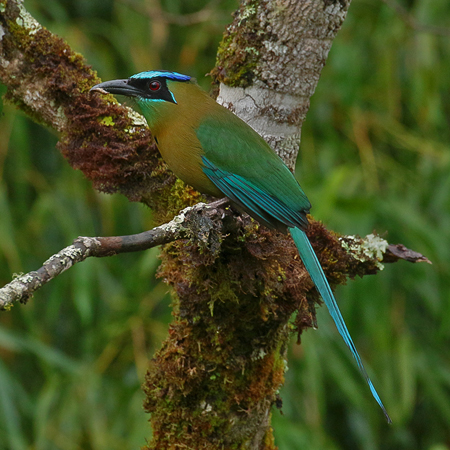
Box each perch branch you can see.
[0,202,225,309]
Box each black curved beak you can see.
[90,79,142,97]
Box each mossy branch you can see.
[0,202,226,310]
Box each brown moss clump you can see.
[60,92,171,206]
[0,2,182,213]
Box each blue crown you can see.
[130,71,191,82]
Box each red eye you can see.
[149,80,161,91]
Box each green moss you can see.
[99,116,115,126]
[211,0,268,88]
[142,213,367,448]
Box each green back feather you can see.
[196,114,311,230]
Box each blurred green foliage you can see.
[0,0,449,449]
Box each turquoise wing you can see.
[196,115,311,230]
[201,157,308,230]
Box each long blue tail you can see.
[290,227,392,423]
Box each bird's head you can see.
[91,70,191,103]
[91,70,195,128]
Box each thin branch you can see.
[0,202,225,309]
[341,233,431,266]
[385,243,431,264]
[381,0,450,37]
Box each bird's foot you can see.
[207,197,230,209]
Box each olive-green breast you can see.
[139,82,223,197]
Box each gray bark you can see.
[214,0,351,170]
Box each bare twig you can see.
[385,243,431,264]
[381,0,450,37]
[0,202,226,309]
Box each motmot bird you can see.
[91,71,391,423]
